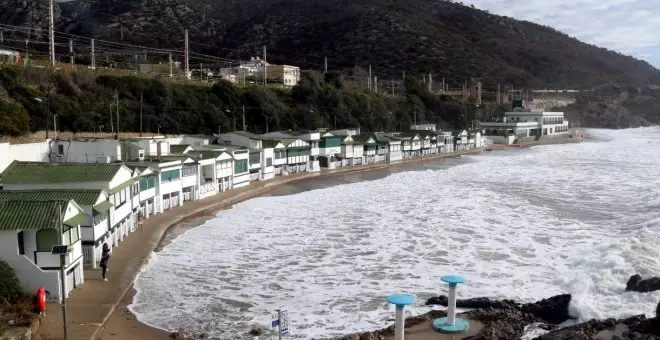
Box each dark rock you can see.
[625,274,660,293]
[532,315,660,340]
[249,327,265,336]
[521,294,572,324]
[426,294,571,324]
[169,332,180,339]
[463,308,537,340]
[656,300,660,318]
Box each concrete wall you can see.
[52,140,121,163]
[0,141,50,173]
[0,230,60,300]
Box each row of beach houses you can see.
[0,125,486,302]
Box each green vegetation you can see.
[0,260,22,303]
[0,66,489,136]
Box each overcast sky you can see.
[459,0,660,69]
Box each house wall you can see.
[0,230,60,300]
[217,160,233,178]
[51,140,121,163]
[132,140,170,156]
[0,141,50,174]
[261,148,274,180]
[108,167,135,190]
[353,145,365,158]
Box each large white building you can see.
[479,111,569,144]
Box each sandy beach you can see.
[32,132,587,340]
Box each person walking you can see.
[100,243,111,282]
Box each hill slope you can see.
[0,0,659,129]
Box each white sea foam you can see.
[130,128,660,339]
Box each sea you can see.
[129,127,660,339]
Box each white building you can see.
[373,134,402,163]
[410,124,438,131]
[0,190,112,270]
[479,111,569,145]
[225,147,250,188]
[319,133,342,168]
[50,139,144,164]
[339,135,365,166]
[262,130,321,172]
[218,131,274,180]
[0,199,85,302]
[353,135,379,164]
[0,161,137,252]
[127,157,184,212]
[0,140,50,174]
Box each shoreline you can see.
[35,133,586,340]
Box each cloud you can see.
[460,0,660,67]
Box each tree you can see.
[0,102,31,136]
[0,260,23,303]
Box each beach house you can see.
[0,190,111,270]
[218,132,274,180]
[339,135,365,166]
[373,134,402,162]
[262,130,322,172]
[319,133,342,168]
[127,157,184,212]
[224,147,250,188]
[0,161,137,250]
[187,150,234,193]
[0,199,85,302]
[353,135,378,164]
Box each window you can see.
[161,169,181,183]
[36,229,58,252]
[140,176,157,191]
[234,159,248,174]
[266,157,273,166]
[17,231,25,255]
[249,152,261,164]
[182,165,197,177]
[58,145,64,155]
[63,226,79,246]
[93,211,103,225]
[275,150,286,159]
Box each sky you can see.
[459,0,660,69]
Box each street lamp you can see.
[33,97,50,139]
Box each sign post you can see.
[272,309,289,340]
[53,203,69,340]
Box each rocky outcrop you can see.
[426,294,572,324]
[625,274,660,293]
[462,308,537,340]
[533,314,660,340]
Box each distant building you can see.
[410,124,438,131]
[479,111,569,145]
[219,57,300,86]
[266,65,301,86]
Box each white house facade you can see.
[0,199,85,302]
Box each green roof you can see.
[0,200,63,230]
[170,144,192,154]
[187,150,225,160]
[110,178,138,194]
[352,134,377,145]
[1,161,122,185]
[0,190,103,206]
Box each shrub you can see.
[0,260,23,304]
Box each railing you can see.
[200,182,216,194]
[171,196,179,208]
[82,245,94,266]
[163,199,170,211]
[250,173,260,181]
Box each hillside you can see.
[0,0,659,130]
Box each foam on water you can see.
[130,128,660,339]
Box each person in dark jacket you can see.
[100,243,111,281]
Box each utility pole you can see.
[391,80,395,97]
[115,91,119,139]
[134,54,138,72]
[428,73,433,92]
[184,30,190,79]
[49,0,55,67]
[368,65,372,92]
[169,53,173,77]
[57,203,68,340]
[263,46,267,86]
[442,77,446,94]
[0,31,3,43]
[497,83,501,105]
[139,92,143,137]
[90,39,95,69]
[109,103,114,135]
[24,39,29,66]
[68,39,73,66]
[242,105,246,131]
[374,76,378,92]
[324,57,328,74]
[120,25,124,41]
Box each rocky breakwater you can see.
[340,293,660,340]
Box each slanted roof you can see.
[187,150,226,160]
[352,134,376,145]
[0,200,65,230]
[170,144,192,154]
[0,189,104,206]
[0,161,123,185]
[227,131,259,138]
